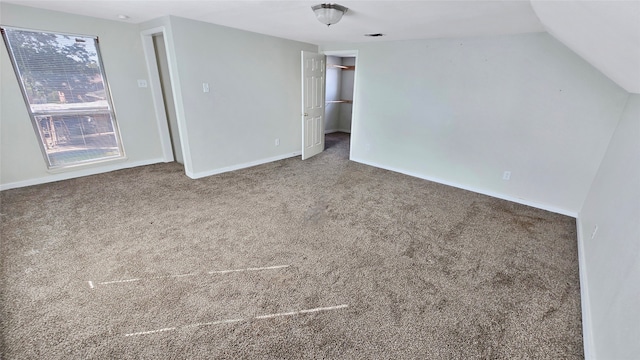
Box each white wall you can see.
[0,3,165,189]
[321,33,629,215]
[578,94,639,359]
[145,16,317,178]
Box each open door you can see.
[301,51,326,160]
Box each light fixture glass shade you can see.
[312,4,348,26]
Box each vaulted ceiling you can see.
[3,0,639,93]
[530,1,639,94]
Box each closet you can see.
[325,56,355,133]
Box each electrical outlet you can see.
[137,79,147,88]
[502,171,511,181]
[275,138,280,146]
[591,225,599,239]
[202,83,210,93]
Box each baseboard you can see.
[351,157,578,217]
[325,128,351,134]
[575,217,596,359]
[187,152,302,179]
[0,158,166,191]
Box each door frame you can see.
[141,27,195,176]
[322,50,358,161]
[141,27,173,162]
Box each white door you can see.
[301,51,326,160]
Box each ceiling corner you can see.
[530,0,640,94]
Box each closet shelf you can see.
[328,65,355,71]
[326,100,353,104]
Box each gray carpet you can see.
[0,132,583,359]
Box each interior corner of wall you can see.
[183,167,197,179]
[575,216,596,360]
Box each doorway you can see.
[323,50,357,159]
[325,56,355,134]
[152,34,182,164]
[140,27,183,165]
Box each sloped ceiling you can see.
[531,0,640,94]
[2,0,638,93]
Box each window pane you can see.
[35,114,121,167]
[2,27,124,168]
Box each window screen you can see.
[1,27,124,168]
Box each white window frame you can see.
[1,26,125,169]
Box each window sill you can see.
[46,155,128,174]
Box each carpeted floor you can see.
[0,132,583,359]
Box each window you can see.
[1,27,124,168]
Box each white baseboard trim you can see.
[325,128,351,134]
[351,157,578,217]
[575,217,595,360]
[0,158,166,191]
[187,152,302,179]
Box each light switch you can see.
[203,83,210,93]
[137,79,148,88]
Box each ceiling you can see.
[3,0,639,93]
[530,0,640,94]
[3,0,546,44]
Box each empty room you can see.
[1,1,638,359]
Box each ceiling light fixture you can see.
[311,3,348,27]
[117,14,130,20]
